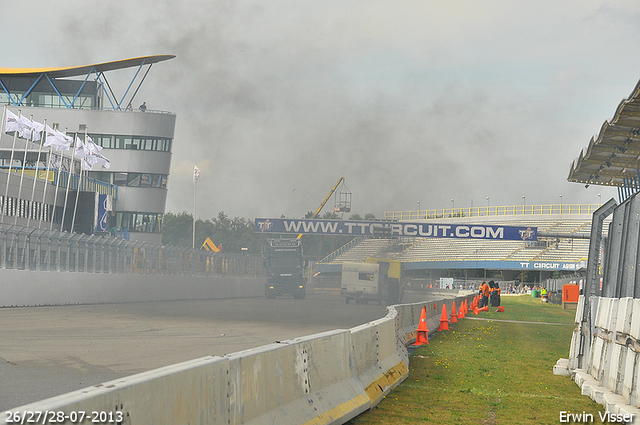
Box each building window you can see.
[126,173,141,187]
[87,134,172,152]
[113,172,127,186]
[89,172,168,189]
[140,174,152,187]
[115,212,163,233]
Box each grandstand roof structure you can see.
[568,78,640,196]
[0,55,175,111]
[0,55,175,78]
[317,207,603,279]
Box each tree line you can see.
[161,211,377,261]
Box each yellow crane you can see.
[297,177,351,239]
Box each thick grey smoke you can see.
[7,1,640,219]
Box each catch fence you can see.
[0,224,263,277]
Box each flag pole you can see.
[70,160,81,234]
[0,106,14,266]
[26,117,45,229]
[60,132,78,232]
[0,106,5,221]
[1,109,20,224]
[192,175,196,249]
[192,164,200,249]
[14,115,33,225]
[38,127,54,230]
[48,127,68,231]
[71,129,88,234]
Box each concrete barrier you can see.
[350,315,407,406]
[557,295,640,417]
[0,269,266,306]
[227,330,370,425]
[396,294,472,343]
[0,356,231,424]
[1,294,474,425]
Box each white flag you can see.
[85,136,103,154]
[18,115,35,140]
[80,135,110,169]
[5,112,44,142]
[74,137,93,170]
[94,153,110,169]
[5,110,21,133]
[95,150,110,169]
[31,120,45,142]
[81,157,94,170]
[193,165,200,182]
[75,136,86,158]
[44,125,72,150]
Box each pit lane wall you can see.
[1,294,472,425]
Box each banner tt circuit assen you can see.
[255,218,537,241]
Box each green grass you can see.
[467,294,578,324]
[347,295,610,425]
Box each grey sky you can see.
[5,1,639,219]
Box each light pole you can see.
[598,193,601,205]
[193,165,200,249]
[559,194,562,213]
[417,200,420,219]
[486,196,489,207]
[451,198,454,214]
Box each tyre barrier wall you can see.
[1,293,473,425]
[556,295,640,417]
[0,269,266,307]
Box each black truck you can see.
[263,238,306,299]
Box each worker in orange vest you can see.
[480,281,490,308]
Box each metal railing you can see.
[384,204,601,221]
[0,223,263,277]
[0,166,118,199]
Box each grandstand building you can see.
[316,204,604,285]
[0,55,175,243]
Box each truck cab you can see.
[264,239,306,299]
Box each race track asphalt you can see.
[1,290,435,411]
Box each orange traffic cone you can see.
[478,306,489,312]
[471,296,477,310]
[415,306,429,345]
[495,306,504,313]
[450,300,458,323]
[464,299,469,315]
[439,304,449,331]
[458,302,465,319]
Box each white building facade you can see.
[0,55,175,244]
